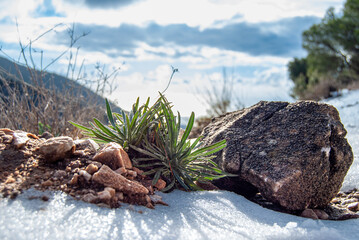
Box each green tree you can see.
[288,0,359,99]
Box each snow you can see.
[1,90,359,240]
[324,89,359,192]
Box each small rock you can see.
[97,203,111,208]
[93,142,132,170]
[5,176,16,184]
[146,202,154,209]
[79,170,92,182]
[115,167,127,175]
[2,134,13,144]
[73,150,86,157]
[85,164,99,175]
[69,174,79,185]
[153,179,166,191]
[74,139,99,153]
[91,161,102,168]
[133,167,144,176]
[347,202,359,212]
[41,179,53,187]
[70,160,81,169]
[82,193,98,203]
[105,187,116,198]
[301,209,319,220]
[313,209,329,220]
[41,195,49,201]
[116,192,124,201]
[38,136,75,163]
[53,170,67,179]
[12,131,32,148]
[127,170,137,178]
[330,198,341,204]
[98,190,112,203]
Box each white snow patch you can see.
[324,89,359,191]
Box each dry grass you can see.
[0,23,114,138]
[0,70,106,138]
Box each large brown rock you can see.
[202,101,353,210]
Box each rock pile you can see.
[0,128,167,209]
[202,101,355,216]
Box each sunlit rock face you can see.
[202,101,353,210]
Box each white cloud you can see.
[48,0,345,28]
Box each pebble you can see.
[98,190,112,202]
[41,195,49,201]
[154,179,166,191]
[313,209,329,220]
[347,202,359,212]
[79,170,92,181]
[115,167,127,175]
[41,180,54,187]
[127,170,137,178]
[300,209,319,220]
[70,160,81,169]
[82,193,98,203]
[53,170,67,179]
[105,187,116,198]
[69,174,79,185]
[85,164,98,175]
[116,192,124,201]
[5,177,16,184]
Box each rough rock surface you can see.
[93,142,132,170]
[38,136,75,163]
[202,101,353,211]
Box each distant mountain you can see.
[0,56,122,112]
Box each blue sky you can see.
[0,0,345,116]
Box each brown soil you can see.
[0,129,167,209]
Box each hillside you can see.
[0,56,121,112]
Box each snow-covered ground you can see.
[1,90,359,240]
[325,89,359,192]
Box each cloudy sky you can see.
[0,0,345,116]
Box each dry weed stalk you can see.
[0,23,119,137]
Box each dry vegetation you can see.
[0,73,106,138]
[0,24,117,138]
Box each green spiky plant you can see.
[69,97,157,151]
[131,93,233,191]
[70,93,234,191]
